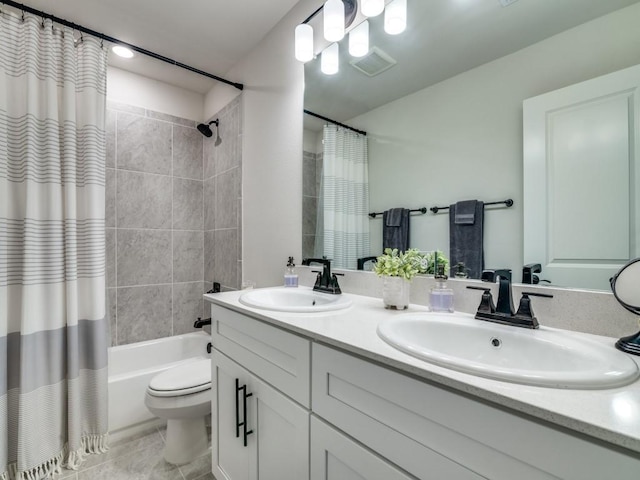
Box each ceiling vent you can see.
[349,47,397,77]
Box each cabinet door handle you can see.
[235,378,241,439]
[242,385,253,447]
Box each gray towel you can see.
[449,201,484,279]
[383,208,410,252]
[454,200,477,225]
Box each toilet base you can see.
[164,417,209,465]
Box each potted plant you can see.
[374,248,426,309]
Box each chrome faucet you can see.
[301,257,342,294]
[468,269,553,329]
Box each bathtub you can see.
[108,331,211,437]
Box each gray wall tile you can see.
[106,228,116,288]
[117,112,171,175]
[214,229,238,289]
[173,125,203,180]
[116,285,172,344]
[147,110,196,127]
[117,170,172,229]
[204,177,216,231]
[108,288,117,347]
[303,154,317,197]
[106,110,116,169]
[204,231,215,284]
[173,282,205,336]
[203,135,217,180]
[215,167,239,229]
[117,229,172,286]
[173,178,203,230]
[303,195,318,235]
[107,101,146,116]
[106,168,116,228]
[173,230,204,283]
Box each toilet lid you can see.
[148,358,211,397]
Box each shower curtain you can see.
[0,11,109,480]
[317,124,370,269]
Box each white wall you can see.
[107,67,205,121]
[355,3,640,279]
[204,0,318,287]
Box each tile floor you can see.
[54,426,214,480]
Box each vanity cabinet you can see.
[210,305,310,480]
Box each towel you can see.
[454,200,477,225]
[449,201,484,279]
[383,208,410,252]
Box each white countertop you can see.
[205,287,640,455]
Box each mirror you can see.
[302,0,640,290]
[610,258,640,355]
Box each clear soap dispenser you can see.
[430,264,454,313]
[284,256,299,287]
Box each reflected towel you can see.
[449,201,484,279]
[383,208,410,252]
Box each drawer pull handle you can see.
[242,386,254,447]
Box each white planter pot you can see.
[382,276,411,310]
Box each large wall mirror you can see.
[303,0,640,291]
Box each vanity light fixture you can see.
[349,19,369,57]
[295,0,406,73]
[384,0,407,35]
[324,0,346,42]
[321,42,340,75]
[361,0,384,17]
[111,45,134,58]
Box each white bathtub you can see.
[108,332,211,436]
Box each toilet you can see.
[144,357,212,465]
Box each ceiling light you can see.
[321,43,340,75]
[111,45,134,58]
[349,20,369,57]
[324,0,345,42]
[384,0,407,35]
[361,0,384,17]
[295,24,314,62]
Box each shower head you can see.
[197,119,222,146]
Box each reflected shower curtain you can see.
[317,124,370,269]
[0,11,109,480]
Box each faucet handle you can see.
[466,286,496,314]
[514,292,553,329]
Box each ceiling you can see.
[7,0,302,94]
[304,0,640,128]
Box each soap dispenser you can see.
[430,264,454,313]
[284,256,299,287]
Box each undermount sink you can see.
[377,312,640,389]
[239,287,352,313]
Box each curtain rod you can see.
[304,109,367,136]
[0,0,244,91]
[430,199,514,214]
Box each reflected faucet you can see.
[301,258,342,294]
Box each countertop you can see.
[204,287,640,455]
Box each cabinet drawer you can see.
[211,304,311,406]
[313,344,640,480]
[311,416,414,480]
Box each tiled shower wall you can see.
[106,97,242,346]
[302,149,322,260]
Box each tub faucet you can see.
[468,269,553,329]
[301,257,342,294]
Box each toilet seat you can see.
[147,358,211,397]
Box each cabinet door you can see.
[310,416,413,480]
[212,351,251,480]
[213,350,310,480]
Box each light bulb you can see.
[384,0,407,35]
[321,43,339,75]
[295,24,314,62]
[324,0,345,42]
[112,45,134,58]
[349,20,369,57]
[361,0,384,17]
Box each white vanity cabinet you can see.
[210,305,310,480]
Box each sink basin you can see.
[239,287,352,313]
[377,313,640,389]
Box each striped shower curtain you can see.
[318,124,370,269]
[1,11,109,480]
